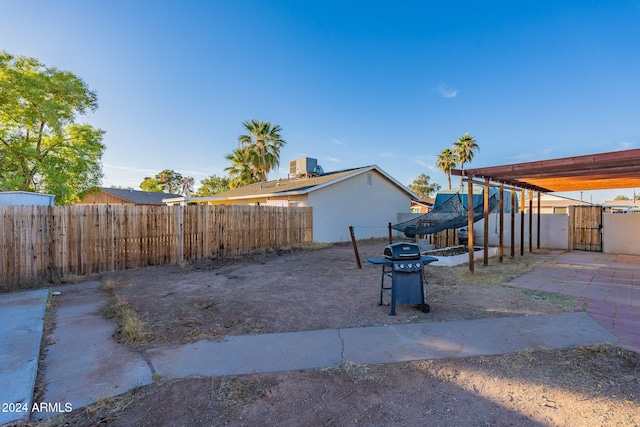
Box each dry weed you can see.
[427,250,549,287]
[98,278,120,293]
[520,289,576,311]
[22,415,72,427]
[323,361,387,384]
[21,389,144,427]
[103,295,155,344]
[213,376,274,407]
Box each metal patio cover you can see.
[450,148,640,192]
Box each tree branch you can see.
[36,120,45,152]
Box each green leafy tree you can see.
[224,147,260,189]
[194,174,230,196]
[614,195,630,200]
[408,173,441,199]
[436,147,457,189]
[0,51,105,204]
[139,169,185,194]
[139,177,163,192]
[453,133,479,186]
[237,119,286,182]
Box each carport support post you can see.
[499,183,504,263]
[483,177,490,265]
[510,190,515,258]
[537,191,541,249]
[467,180,475,273]
[529,189,533,252]
[520,188,525,256]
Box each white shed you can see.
[0,191,55,206]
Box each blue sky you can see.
[1,1,639,202]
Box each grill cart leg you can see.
[390,282,397,316]
[379,265,386,306]
[381,267,397,315]
[420,273,430,313]
[379,265,393,308]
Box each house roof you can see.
[451,148,640,192]
[98,187,182,205]
[528,193,593,206]
[163,165,418,204]
[603,199,638,207]
[0,190,55,198]
[0,191,56,206]
[411,199,434,207]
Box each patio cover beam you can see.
[451,148,640,193]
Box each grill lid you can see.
[384,242,421,260]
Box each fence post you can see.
[177,205,184,264]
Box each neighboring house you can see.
[164,160,418,242]
[603,199,640,213]
[411,199,434,214]
[525,193,593,214]
[79,187,182,205]
[0,191,55,206]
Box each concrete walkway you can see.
[1,250,638,425]
[0,289,48,426]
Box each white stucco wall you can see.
[476,212,569,250]
[395,210,640,255]
[308,171,412,242]
[603,213,640,254]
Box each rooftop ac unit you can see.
[289,157,319,177]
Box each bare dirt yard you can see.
[30,240,640,426]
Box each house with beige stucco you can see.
[163,160,418,242]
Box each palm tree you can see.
[453,133,479,185]
[238,119,286,182]
[224,147,260,189]
[436,148,457,189]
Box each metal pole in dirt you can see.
[349,226,362,269]
[388,222,393,244]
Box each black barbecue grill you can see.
[367,243,437,316]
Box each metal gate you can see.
[568,205,603,251]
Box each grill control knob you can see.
[408,263,413,268]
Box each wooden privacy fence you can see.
[0,204,313,289]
